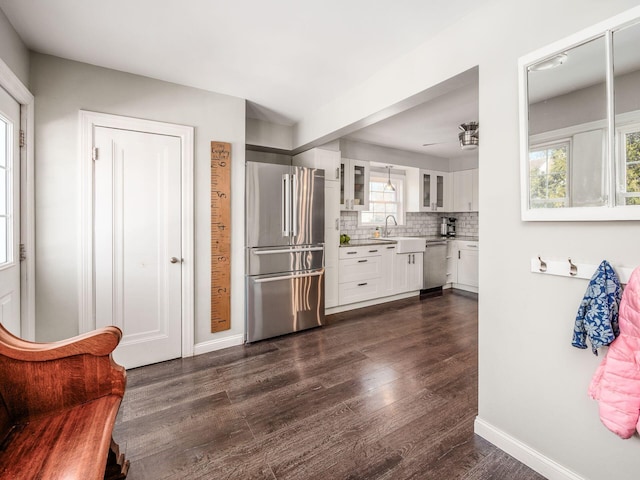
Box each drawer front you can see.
[339,256,382,283]
[339,246,383,259]
[339,278,381,305]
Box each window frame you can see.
[358,171,406,227]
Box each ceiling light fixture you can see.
[384,166,396,191]
[529,53,568,71]
[459,122,479,150]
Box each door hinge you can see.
[19,130,25,148]
[19,243,26,262]
[92,147,99,161]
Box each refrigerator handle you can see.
[282,174,290,237]
[291,174,298,236]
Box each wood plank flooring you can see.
[113,291,546,480]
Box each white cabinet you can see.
[446,240,458,285]
[340,158,369,211]
[324,181,341,308]
[293,148,341,181]
[456,241,479,291]
[406,168,450,212]
[452,169,479,212]
[294,148,341,309]
[338,245,383,305]
[380,243,398,297]
[393,252,423,294]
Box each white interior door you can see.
[0,87,20,337]
[94,126,182,369]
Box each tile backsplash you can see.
[340,211,478,240]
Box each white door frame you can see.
[79,110,195,357]
[0,59,35,341]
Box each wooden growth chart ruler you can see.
[210,141,231,333]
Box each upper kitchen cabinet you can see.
[452,169,479,212]
[293,148,341,182]
[406,168,450,212]
[340,158,369,211]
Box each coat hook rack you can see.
[530,256,633,284]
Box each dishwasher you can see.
[423,240,448,290]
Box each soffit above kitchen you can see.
[344,68,479,159]
[0,0,489,125]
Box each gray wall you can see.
[0,7,29,86]
[30,53,246,346]
[290,1,640,479]
[339,138,451,171]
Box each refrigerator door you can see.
[246,161,292,247]
[247,245,324,276]
[290,166,324,246]
[246,269,325,342]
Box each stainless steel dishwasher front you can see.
[423,241,448,289]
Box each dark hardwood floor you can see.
[114,291,545,480]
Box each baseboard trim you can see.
[193,334,244,356]
[474,417,585,480]
[326,291,419,315]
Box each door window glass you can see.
[0,115,11,265]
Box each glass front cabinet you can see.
[419,169,449,212]
[340,158,370,211]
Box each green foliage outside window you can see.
[529,144,569,208]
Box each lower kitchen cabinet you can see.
[338,245,384,305]
[446,241,458,285]
[455,241,479,291]
[394,252,423,294]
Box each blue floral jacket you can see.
[572,260,622,355]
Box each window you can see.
[529,141,570,208]
[617,125,640,206]
[360,172,404,225]
[0,114,9,265]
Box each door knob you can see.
[170,257,180,264]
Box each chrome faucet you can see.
[383,215,397,237]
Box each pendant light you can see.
[384,166,395,192]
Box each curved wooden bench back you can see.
[0,324,126,422]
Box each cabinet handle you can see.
[408,255,411,264]
[368,249,378,253]
[357,282,368,286]
[347,251,357,255]
[335,218,339,231]
[336,166,340,180]
[458,251,461,259]
[387,246,395,249]
[358,259,367,263]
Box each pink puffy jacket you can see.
[589,266,640,439]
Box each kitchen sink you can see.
[385,236,426,253]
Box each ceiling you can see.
[0,0,487,127]
[344,70,479,159]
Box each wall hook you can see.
[568,258,578,276]
[538,256,547,272]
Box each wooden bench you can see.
[0,323,129,479]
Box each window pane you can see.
[0,119,6,168]
[0,168,5,216]
[0,218,6,264]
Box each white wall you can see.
[340,138,450,171]
[0,7,29,87]
[30,53,246,349]
[292,1,640,479]
[246,117,293,150]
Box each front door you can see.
[0,87,21,336]
[94,126,182,369]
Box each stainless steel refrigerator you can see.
[245,161,325,342]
